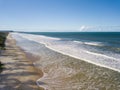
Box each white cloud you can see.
[79,25,86,31]
[79,25,120,32]
[79,25,94,31]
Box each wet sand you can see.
[0,34,44,90]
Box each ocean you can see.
[11,32,120,90]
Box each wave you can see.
[11,33,120,72]
[73,40,103,46]
[85,50,119,61]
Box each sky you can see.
[0,0,120,32]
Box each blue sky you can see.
[0,0,120,32]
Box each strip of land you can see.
[0,34,43,90]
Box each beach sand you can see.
[0,34,43,90]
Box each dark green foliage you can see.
[0,32,9,73]
[0,61,4,68]
[0,32,9,49]
[0,61,4,73]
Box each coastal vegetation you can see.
[0,32,9,49]
[0,32,9,72]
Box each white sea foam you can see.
[73,40,83,44]
[12,33,120,72]
[84,42,103,46]
[74,40,103,46]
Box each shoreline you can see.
[0,34,44,90]
[43,43,120,73]
[15,32,120,73]
[10,33,120,90]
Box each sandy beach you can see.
[0,34,43,90]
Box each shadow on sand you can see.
[0,50,44,90]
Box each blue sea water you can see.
[25,32,120,54]
[30,32,120,43]
[26,32,120,43]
